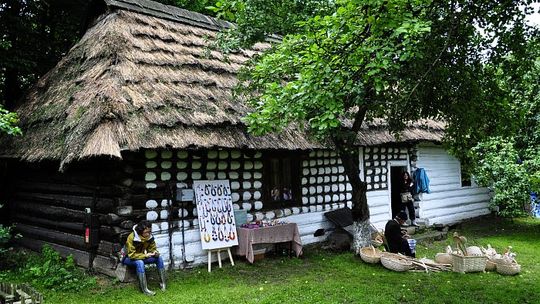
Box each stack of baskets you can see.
[360,246,382,264]
[380,252,413,272]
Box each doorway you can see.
[390,165,408,218]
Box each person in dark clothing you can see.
[400,171,418,226]
[384,211,415,257]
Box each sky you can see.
[526,3,540,26]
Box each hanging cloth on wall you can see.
[413,168,430,194]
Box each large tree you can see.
[223,0,538,251]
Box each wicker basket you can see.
[380,253,412,272]
[452,254,487,273]
[360,247,382,264]
[485,259,497,271]
[496,262,520,276]
[435,253,453,265]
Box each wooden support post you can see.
[208,251,212,273]
[227,248,235,266]
[217,250,222,269]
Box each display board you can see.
[193,180,238,250]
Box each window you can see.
[263,152,302,210]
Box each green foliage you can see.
[0,204,18,257]
[0,106,21,135]
[471,138,531,217]
[16,245,96,292]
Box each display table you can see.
[236,223,303,263]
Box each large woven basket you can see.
[496,262,520,276]
[360,247,382,264]
[381,253,412,272]
[452,254,487,273]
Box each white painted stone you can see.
[253,191,261,200]
[317,177,323,184]
[337,159,342,165]
[255,212,264,221]
[254,152,262,158]
[367,184,372,190]
[332,185,338,192]
[254,161,263,169]
[254,172,262,179]
[374,176,380,182]
[367,169,373,175]
[244,161,254,170]
[242,192,251,200]
[309,160,316,166]
[161,199,170,207]
[310,168,317,175]
[232,193,240,202]
[309,197,316,204]
[231,181,240,190]
[366,176,372,183]
[317,186,323,193]
[302,207,309,213]
[207,150,218,159]
[374,184,380,189]
[161,172,171,181]
[318,168,325,175]
[302,177,308,185]
[332,167,338,174]
[161,151,172,159]
[146,211,158,221]
[218,161,228,170]
[219,151,229,159]
[366,162,372,167]
[266,211,275,220]
[145,150,158,159]
[284,208,292,216]
[231,150,241,159]
[309,205,317,212]
[233,204,240,210]
[339,194,345,201]
[246,213,254,222]
[387,147,393,153]
[325,167,331,174]
[192,208,197,217]
[309,151,316,157]
[253,181,262,189]
[302,161,309,167]
[145,172,157,181]
[332,203,340,209]
[152,223,159,231]
[230,161,240,170]
[303,168,310,175]
[325,195,331,202]
[192,172,202,180]
[292,207,300,214]
[191,161,201,170]
[310,177,317,184]
[302,197,309,205]
[242,202,252,211]
[381,155,386,160]
[339,184,345,192]
[346,201,353,208]
[206,172,216,180]
[381,183,387,188]
[375,168,381,174]
[324,185,330,193]
[317,159,323,165]
[346,193,352,200]
[338,175,345,182]
[229,172,239,179]
[324,159,330,165]
[374,161,380,167]
[218,172,226,179]
[317,151,324,157]
[324,176,330,183]
[254,201,263,210]
[243,172,252,179]
[317,195,324,203]
[161,161,172,169]
[146,183,157,189]
[302,188,308,195]
[331,176,338,182]
[177,161,188,169]
[330,158,337,165]
[146,200,158,209]
[346,184,352,191]
[146,161,157,169]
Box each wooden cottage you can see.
[0,0,490,275]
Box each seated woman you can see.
[122,220,166,296]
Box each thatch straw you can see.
[0,0,444,171]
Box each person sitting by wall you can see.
[122,220,166,296]
[384,211,415,257]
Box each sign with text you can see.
[193,180,238,250]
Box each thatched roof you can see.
[0,0,443,170]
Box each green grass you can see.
[5,216,540,303]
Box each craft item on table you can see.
[466,246,483,256]
[359,246,382,264]
[495,247,520,275]
[241,220,288,229]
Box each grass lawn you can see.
[5,216,540,303]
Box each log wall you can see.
[416,144,491,225]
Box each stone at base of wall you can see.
[115,264,137,283]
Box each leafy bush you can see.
[0,204,18,257]
[18,245,96,292]
[471,137,533,217]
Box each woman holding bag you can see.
[400,171,418,226]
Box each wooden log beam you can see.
[14,192,115,212]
